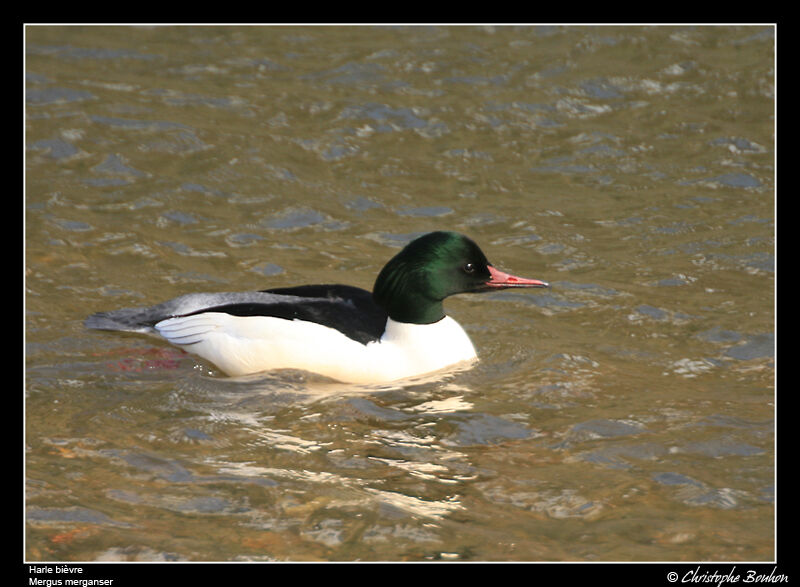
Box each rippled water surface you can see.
[25,25,775,562]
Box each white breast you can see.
[154,313,477,384]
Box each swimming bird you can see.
[85,231,549,383]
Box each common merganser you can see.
[85,231,549,383]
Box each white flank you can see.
[155,314,477,383]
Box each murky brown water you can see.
[25,25,774,562]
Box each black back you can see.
[182,284,388,345]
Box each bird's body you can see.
[85,231,549,383]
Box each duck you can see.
[85,231,549,383]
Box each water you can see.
[25,25,775,562]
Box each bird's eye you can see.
[463,263,475,274]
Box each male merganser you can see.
[85,231,549,383]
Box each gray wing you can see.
[85,285,387,344]
[84,292,310,334]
